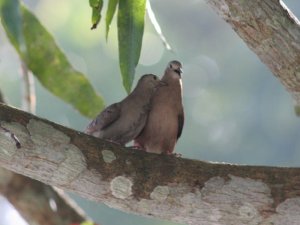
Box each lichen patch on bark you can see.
[150,186,169,201]
[102,150,116,163]
[110,176,133,199]
[27,119,71,146]
[264,197,300,225]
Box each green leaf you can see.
[105,0,118,40]
[0,0,25,53]
[89,0,100,8]
[117,0,146,93]
[1,4,104,118]
[89,0,103,30]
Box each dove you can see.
[134,60,184,154]
[85,74,165,145]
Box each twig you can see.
[21,61,36,114]
[146,0,172,51]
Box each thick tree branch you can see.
[1,103,300,225]
[206,0,300,105]
[0,96,90,225]
[0,167,88,225]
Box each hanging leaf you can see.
[105,0,118,39]
[0,3,105,118]
[89,0,103,30]
[117,0,146,93]
[0,0,25,53]
[89,0,100,8]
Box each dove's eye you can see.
[169,64,173,69]
[153,76,157,80]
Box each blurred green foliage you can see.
[0,0,104,118]
[0,0,25,53]
[105,0,118,39]
[89,0,103,29]
[117,0,146,93]
[89,0,146,93]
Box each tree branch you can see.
[206,0,300,106]
[0,94,90,225]
[1,103,300,225]
[0,167,88,225]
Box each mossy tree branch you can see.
[1,103,300,225]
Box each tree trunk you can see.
[206,0,300,106]
[1,103,300,225]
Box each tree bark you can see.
[0,167,88,225]
[0,96,90,225]
[1,103,300,225]
[206,0,300,106]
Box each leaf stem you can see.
[21,60,36,114]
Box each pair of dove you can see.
[85,60,184,154]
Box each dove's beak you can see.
[174,68,183,76]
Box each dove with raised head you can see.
[134,60,184,154]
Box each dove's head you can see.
[165,60,183,79]
[136,74,166,93]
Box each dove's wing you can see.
[85,103,121,134]
[177,109,184,139]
